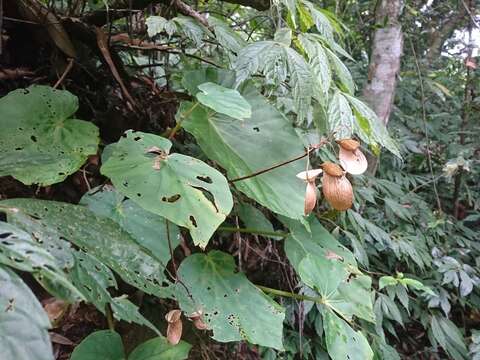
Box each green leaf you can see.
[0,198,169,297]
[299,254,348,296]
[80,186,179,265]
[175,251,285,350]
[0,266,54,360]
[431,315,469,360]
[0,85,99,185]
[71,330,125,360]
[0,217,84,302]
[182,68,236,96]
[343,94,401,157]
[146,16,170,37]
[101,130,233,248]
[181,85,307,220]
[296,2,315,32]
[283,217,374,322]
[128,337,191,360]
[325,48,355,94]
[110,297,160,335]
[376,294,403,325]
[196,82,252,120]
[379,276,398,290]
[234,41,314,121]
[327,90,354,140]
[296,34,331,99]
[302,1,335,44]
[235,203,282,240]
[323,309,373,360]
[0,221,62,274]
[283,216,357,270]
[274,28,293,46]
[210,17,246,53]
[172,16,207,45]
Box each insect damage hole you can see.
[162,194,181,203]
[189,215,197,227]
[191,186,218,212]
[196,175,213,184]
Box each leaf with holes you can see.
[175,251,285,350]
[100,130,233,248]
[0,198,170,298]
[283,216,374,322]
[323,309,373,360]
[181,84,307,220]
[80,186,180,265]
[196,82,252,120]
[0,266,54,360]
[0,221,83,301]
[0,85,99,185]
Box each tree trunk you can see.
[362,0,404,173]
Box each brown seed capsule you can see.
[296,169,323,182]
[336,139,360,151]
[339,147,368,175]
[193,317,208,330]
[304,181,317,215]
[322,173,353,211]
[320,162,344,177]
[166,318,183,345]
[165,309,182,323]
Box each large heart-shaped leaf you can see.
[128,337,191,360]
[196,82,251,120]
[0,266,54,360]
[71,330,125,360]
[100,130,233,248]
[283,216,374,322]
[0,85,99,185]
[175,251,285,350]
[0,199,169,297]
[181,86,307,220]
[80,186,180,264]
[71,331,191,360]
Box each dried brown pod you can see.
[193,318,208,330]
[165,309,183,345]
[304,181,317,215]
[166,319,183,345]
[337,140,368,175]
[296,169,322,215]
[320,162,344,177]
[336,139,360,151]
[165,309,182,323]
[322,172,353,211]
[296,169,323,182]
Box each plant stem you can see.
[105,304,115,330]
[167,102,199,139]
[256,285,323,303]
[229,141,327,183]
[218,226,288,238]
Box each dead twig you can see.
[95,27,137,109]
[53,58,74,89]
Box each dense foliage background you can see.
[0,0,479,359]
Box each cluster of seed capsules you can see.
[296,139,368,214]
